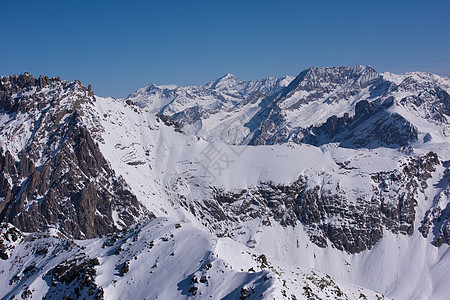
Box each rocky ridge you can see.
[165,150,444,254]
[0,73,151,239]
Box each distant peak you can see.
[222,73,236,78]
[287,65,380,91]
[206,73,240,89]
[220,73,238,80]
[305,65,376,73]
[155,84,178,90]
[300,65,379,79]
[140,83,178,91]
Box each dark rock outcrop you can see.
[189,152,441,253]
[0,74,151,239]
[0,223,23,260]
[420,161,450,246]
[249,98,418,148]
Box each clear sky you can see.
[1,0,449,97]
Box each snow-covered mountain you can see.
[126,74,294,144]
[128,66,450,148]
[0,74,150,239]
[0,67,449,299]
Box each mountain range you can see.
[0,66,449,299]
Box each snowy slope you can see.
[1,220,388,300]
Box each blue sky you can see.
[1,0,449,97]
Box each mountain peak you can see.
[288,65,380,91]
[220,73,238,80]
[304,65,376,75]
[206,73,240,90]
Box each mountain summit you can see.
[206,73,240,90]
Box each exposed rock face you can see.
[277,66,381,107]
[420,160,450,246]
[0,225,104,299]
[245,67,424,147]
[211,177,383,253]
[421,201,450,247]
[156,113,183,133]
[88,83,94,96]
[310,99,418,148]
[395,74,450,123]
[0,74,151,239]
[181,152,442,254]
[0,223,23,260]
[250,98,419,148]
[48,256,104,299]
[254,68,448,148]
